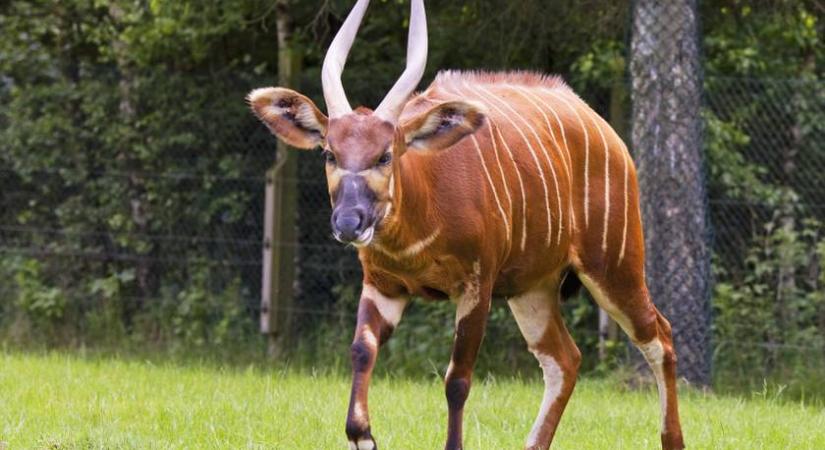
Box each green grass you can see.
[1,352,824,449]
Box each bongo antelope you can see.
[248,1,685,448]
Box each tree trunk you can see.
[630,0,712,386]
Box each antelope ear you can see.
[247,87,328,149]
[401,101,486,151]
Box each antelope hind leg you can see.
[508,287,581,450]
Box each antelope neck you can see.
[379,153,436,249]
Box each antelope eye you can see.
[376,152,392,166]
[323,150,336,164]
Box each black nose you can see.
[332,208,366,242]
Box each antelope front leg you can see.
[345,284,408,450]
[444,276,492,450]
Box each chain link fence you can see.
[2,74,821,378]
[629,0,712,385]
[1,2,823,391]
[704,76,825,393]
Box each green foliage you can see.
[0,0,823,399]
[9,257,67,322]
[570,40,626,90]
[703,1,822,78]
[165,268,251,349]
[704,111,775,204]
[0,0,279,354]
[713,217,825,397]
[700,0,824,396]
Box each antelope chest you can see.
[361,248,467,301]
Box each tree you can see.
[630,0,712,385]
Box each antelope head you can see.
[248,0,485,246]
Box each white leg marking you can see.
[508,291,566,447]
[445,360,455,381]
[507,290,551,345]
[470,134,511,241]
[352,401,367,424]
[543,89,589,228]
[348,441,358,450]
[526,352,563,448]
[618,151,629,264]
[455,262,482,324]
[360,325,378,349]
[491,121,529,252]
[638,339,668,432]
[576,273,635,337]
[362,284,407,327]
[471,83,561,247]
[357,439,376,450]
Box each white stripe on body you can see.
[511,85,576,235]
[486,123,514,214]
[542,89,590,229]
[557,90,621,257]
[465,82,561,247]
[618,149,629,265]
[470,134,511,241]
[595,122,632,266]
[476,83,564,246]
[510,85,572,181]
[443,81,554,247]
[436,84,515,250]
[483,121,514,254]
[588,107,611,252]
[372,228,441,261]
[488,120,529,252]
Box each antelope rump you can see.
[247,0,685,449]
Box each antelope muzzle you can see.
[331,174,378,246]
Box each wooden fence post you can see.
[261,0,301,358]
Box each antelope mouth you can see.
[351,226,375,248]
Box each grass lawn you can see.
[1,352,824,449]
